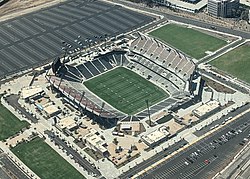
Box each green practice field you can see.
[149,24,227,59]
[12,138,85,179]
[0,96,29,140]
[84,67,169,115]
[210,44,250,84]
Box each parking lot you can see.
[142,111,250,179]
[0,0,154,78]
[119,139,188,179]
[0,153,29,179]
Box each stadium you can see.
[46,32,197,128]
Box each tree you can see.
[113,138,118,145]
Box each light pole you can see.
[146,99,151,126]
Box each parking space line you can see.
[0,49,26,69]
[14,20,38,36]
[0,34,9,46]
[43,10,73,23]
[34,12,65,26]
[8,45,34,64]
[37,35,60,53]
[7,25,29,40]
[56,5,87,19]
[29,38,57,57]
[21,41,46,59]
[71,23,93,37]
[27,39,53,57]
[92,17,118,34]
[0,28,17,42]
[55,30,74,42]
[52,6,82,22]
[21,18,45,32]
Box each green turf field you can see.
[149,24,227,59]
[84,67,169,115]
[12,138,85,179]
[210,44,250,84]
[0,97,29,140]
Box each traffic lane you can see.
[5,94,38,123]
[164,13,250,39]
[175,123,250,179]
[144,113,250,179]
[0,168,11,179]
[119,139,188,179]
[112,0,250,39]
[143,111,250,179]
[0,155,29,179]
[44,130,101,176]
[192,121,250,179]
[200,70,249,94]
[194,103,250,137]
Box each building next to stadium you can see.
[153,0,207,12]
[46,33,198,128]
[192,100,220,119]
[207,0,240,17]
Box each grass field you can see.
[149,24,227,59]
[84,67,169,115]
[12,138,85,179]
[210,44,250,84]
[0,96,29,140]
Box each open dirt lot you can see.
[0,0,65,22]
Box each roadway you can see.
[215,141,250,179]
[110,0,250,39]
[119,139,188,179]
[141,109,250,179]
[200,69,249,94]
[5,94,38,123]
[44,130,102,177]
[194,103,250,137]
[0,154,30,179]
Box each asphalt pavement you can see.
[194,103,250,137]
[44,130,102,177]
[200,69,249,94]
[141,110,250,179]
[0,0,154,78]
[0,154,30,179]
[110,0,250,39]
[5,94,38,123]
[119,139,188,179]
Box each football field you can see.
[149,24,227,59]
[210,44,250,84]
[12,138,85,179]
[84,67,169,115]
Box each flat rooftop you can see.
[142,126,170,145]
[57,116,77,130]
[193,100,220,117]
[21,86,43,99]
[156,0,207,12]
[43,105,60,116]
